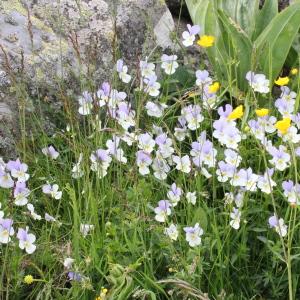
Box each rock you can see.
[0,0,176,158]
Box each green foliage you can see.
[186,0,300,91]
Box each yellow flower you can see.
[274,76,289,86]
[255,108,269,117]
[275,118,291,134]
[197,35,215,48]
[291,68,298,75]
[208,82,220,93]
[24,275,34,285]
[228,105,244,120]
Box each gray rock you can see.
[0,0,176,158]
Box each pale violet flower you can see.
[182,24,200,47]
[140,60,156,78]
[6,158,29,182]
[96,82,110,107]
[90,149,112,178]
[246,71,270,94]
[116,59,131,83]
[164,224,179,241]
[186,191,197,205]
[184,223,204,247]
[268,215,287,237]
[42,183,62,200]
[14,182,30,206]
[42,146,59,160]
[138,133,156,153]
[181,104,204,131]
[17,227,36,254]
[152,155,170,180]
[195,70,212,86]
[145,101,167,118]
[167,183,182,207]
[144,75,161,97]
[136,151,152,175]
[0,218,14,244]
[282,180,300,206]
[154,200,171,222]
[161,54,178,75]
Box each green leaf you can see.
[217,9,253,90]
[254,2,300,81]
[218,0,260,38]
[253,0,278,40]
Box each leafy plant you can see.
[186,0,300,92]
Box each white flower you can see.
[27,204,42,220]
[257,169,277,194]
[78,91,93,115]
[64,257,75,269]
[186,191,197,205]
[72,153,84,179]
[229,207,241,230]
[116,59,131,83]
[80,224,95,237]
[161,54,179,75]
[164,224,178,241]
[42,184,62,200]
[140,60,156,78]
[172,155,191,173]
[184,223,204,247]
[246,71,270,94]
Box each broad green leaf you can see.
[254,2,300,81]
[218,0,260,38]
[217,10,253,90]
[253,0,278,40]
